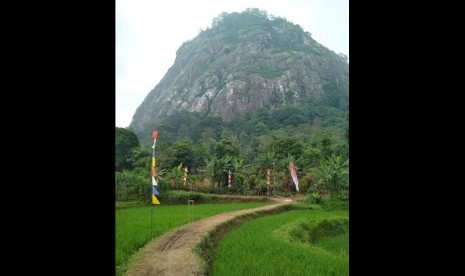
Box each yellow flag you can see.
[151,157,155,168]
[151,194,160,205]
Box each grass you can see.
[116,202,270,275]
[115,201,146,209]
[211,209,349,275]
[285,217,349,243]
[315,233,349,257]
[196,204,298,274]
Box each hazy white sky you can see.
[116,0,348,128]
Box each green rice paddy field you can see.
[212,209,349,275]
[116,202,270,272]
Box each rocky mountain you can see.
[130,8,348,136]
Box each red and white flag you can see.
[289,162,299,192]
[266,169,271,185]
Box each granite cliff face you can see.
[130,9,348,133]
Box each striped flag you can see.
[151,130,160,204]
[289,162,300,192]
[151,138,157,176]
[266,169,271,185]
[151,182,160,205]
[183,165,188,186]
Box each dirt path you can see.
[128,196,296,276]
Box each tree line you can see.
[116,109,348,202]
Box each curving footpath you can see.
[128,196,295,276]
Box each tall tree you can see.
[321,137,333,158]
[273,137,303,160]
[215,139,239,158]
[345,111,349,142]
[172,140,195,168]
[230,157,250,192]
[126,145,150,175]
[115,127,140,171]
[255,152,276,171]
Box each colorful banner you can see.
[289,162,300,192]
[152,130,160,204]
[266,169,271,185]
[183,165,188,186]
[228,170,232,188]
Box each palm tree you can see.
[254,152,276,171]
[205,155,233,188]
[217,155,233,188]
[254,152,277,194]
[204,156,220,188]
[166,163,184,189]
[231,157,251,193]
[314,154,349,195]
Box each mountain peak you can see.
[130,9,348,134]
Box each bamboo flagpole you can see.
[151,130,160,239]
[183,165,188,186]
[266,169,271,196]
[228,169,232,194]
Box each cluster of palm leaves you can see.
[313,154,349,195]
[151,151,349,196]
[202,152,303,194]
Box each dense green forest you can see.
[116,105,349,202]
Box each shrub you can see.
[115,170,151,201]
[321,195,349,211]
[288,217,349,244]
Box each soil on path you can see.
[128,196,296,276]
